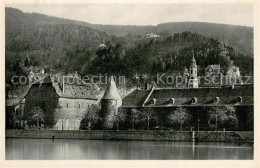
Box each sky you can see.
[5,3,254,27]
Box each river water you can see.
[5,138,253,160]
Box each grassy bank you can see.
[5,130,253,142]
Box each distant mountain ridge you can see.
[87,22,253,56]
[6,7,253,56]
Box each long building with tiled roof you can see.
[122,84,253,108]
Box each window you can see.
[67,103,69,108]
[169,98,175,105]
[151,99,156,105]
[214,97,220,104]
[237,96,243,103]
[191,97,197,104]
[112,100,116,105]
[78,104,80,109]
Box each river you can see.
[5,138,253,160]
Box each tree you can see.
[31,106,44,129]
[131,108,140,131]
[169,107,192,131]
[82,104,100,130]
[115,108,126,130]
[141,108,154,130]
[208,105,237,130]
[24,83,59,128]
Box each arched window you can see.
[191,97,197,104]
[151,99,156,105]
[214,97,220,104]
[169,98,175,105]
[237,96,243,103]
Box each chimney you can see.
[145,83,150,90]
[62,76,65,94]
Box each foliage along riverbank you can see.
[5,130,253,143]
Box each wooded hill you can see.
[5,7,253,88]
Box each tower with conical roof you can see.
[188,54,199,88]
[100,76,122,129]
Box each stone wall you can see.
[6,130,253,142]
[54,98,99,130]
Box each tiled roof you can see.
[28,75,100,100]
[122,84,253,107]
[102,77,121,100]
[59,83,99,99]
[206,65,220,71]
[122,89,153,107]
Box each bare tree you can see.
[208,105,237,130]
[169,107,192,131]
[131,108,140,131]
[83,104,100,130]
[141,108,154,130]
[115,108,126,131]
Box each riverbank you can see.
[5,130,253,142]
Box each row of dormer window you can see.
[149,96,243,105]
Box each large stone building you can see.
[24,75,100,130]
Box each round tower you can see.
[100,76,122,129]
[188,54,199,88]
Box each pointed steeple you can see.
[102,76,121,100]
[191,51,196,64]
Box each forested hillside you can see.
[5,7,253,89]
[62,32,253,80]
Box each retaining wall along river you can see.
[5,130,253,142]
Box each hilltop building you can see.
[205,65,221,77]
[99,43,107,48]
[227,65,243,84]
[145,33,160,38]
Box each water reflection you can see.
[6,138,253,160]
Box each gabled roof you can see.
[26,75,99,100]
[54,83,99,100]
[206,65,220,70]
[122,89,152,107]
[121,84,253,107]
[102,77,121,100]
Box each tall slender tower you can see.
[100,76,122,129]
[188,54,199,88]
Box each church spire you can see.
[188,51,199,88]
[191,50,196,65]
